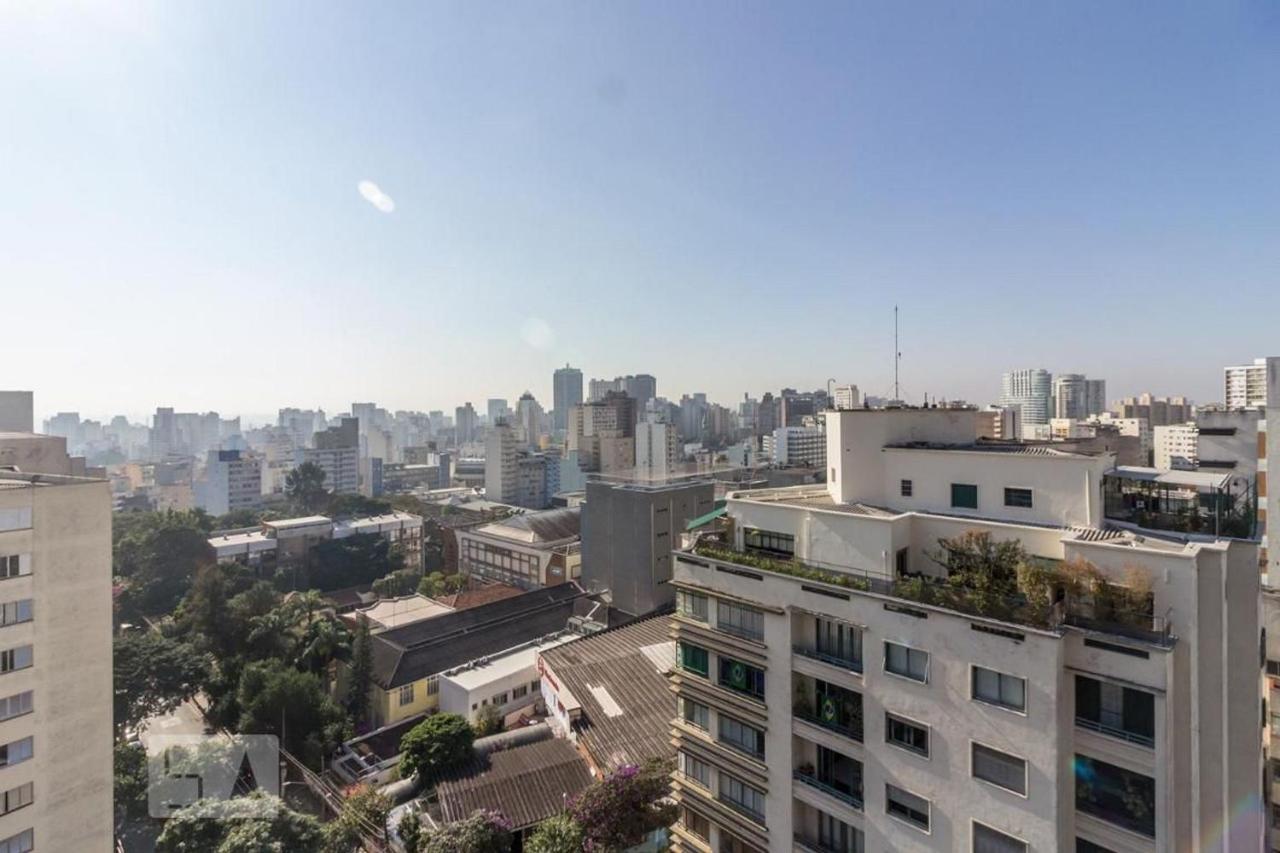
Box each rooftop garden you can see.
[690,531,1166,642]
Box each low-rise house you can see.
[207,510,425,571]
[456,506,582,590]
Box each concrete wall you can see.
[0,394,33,434]
[826,409,978,506]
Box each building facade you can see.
[1000,368,1053,427]
[194,449,263,516]
[1153,424,1199,471]
[553,365,584,433]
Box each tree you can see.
[236,661,349,769]
[214,508,265,530]
[155,793,324,852]
[525,814,584,853]
[323,784,391,853]
[306,533,402,591]
[285,462,329,515]
[373,568,422,598]
[345,617,374,727]
[421,810,511,853]
[472,704,503,737]
[326,493,392,519]
[399,810,424,853]
[295,617,351,674]
[114,741,150,821]
[399,713,475,781]
[113,631,208,737]
[569,758,677,851]
[114,510,218,617]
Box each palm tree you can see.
[295,618,351,674]
[285,463,329,515]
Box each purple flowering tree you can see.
[569,758,677,851]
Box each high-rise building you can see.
[1116,393,1193,427]
[1085,379,1107,417]
[620,374,657,412]
[194,449,263,516]
[486,398,509,428]
[516,392,545,449]
[553,365,584,433]
[769,426,826,467]
[668,407,1262,853]
[299,417,359,495]
[484,422,519,504]
[1000,368,1053,426]
[779,389,821,427]
[454,402,478,445]
[569,392,637,474]
[1153,423,1198,470]
[0,436,113,851]
[832,385,861,411]
[1225,357,1273,408]
[0,393,33,434]
[636,421,681,481]
[149,406,177,459]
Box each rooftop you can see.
[884,440,1103,458]
[1108,466,1234,491]
[370,583,602,688]
[263,515,332,530]
[354,595,454,629]
[443,635,576,691]
[430,582,525,611]
[474,506,581,544]
[540,615,675,772]
[436,737,593,830]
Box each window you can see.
[803,679,863,741]
[885,713,929,756]
[0,829,32,853]
[718,657,765,700]
[816,813,863,852]
[743,527,794,557]
[1075,841,1117,853]
[972,742,1027,795]
[1074,755,1156,838]
[719,773,766,823]
[512,684,528,700]
[0,647,31,675]
[884,641,928,682]
[886,783,929,831]
[427,676,439,696]
[679,696,709,730]
[1075,675,1155,747]
[972,666,1026,712]
[0,783,31,816]
[530,680,540,693]
[0,692,32,722]
[0,558,24,581]
[397,684,414,707]
[676,590,708,622]
[678,643,709,677]
[900,479,913,497]
[678,751,710,788]
[811,617,862,669]
[1003,487,1033,509]
[951,483,978,509]
[718,715,765,759]
[0,738,31,769]
[492,691,509,706]
[681,807,709,841]
[1268,659,1280,678]
[717,601,764,641]
[974,823,1027,853]
[720,833,767,853]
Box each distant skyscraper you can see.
[553,364,583,433]
[1116,394,1193,427]
[1224,357,1274,408]
[1000,368,1053,427]
[833,384,861,411]
[516,392,545,448]
[486,398,509,427]
[454,402,478,445]
[1053,374,1107,420]
[620,374,657,412]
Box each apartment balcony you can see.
[793,674,863,745]
[792,799,864,853]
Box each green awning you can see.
[685,502,727,531]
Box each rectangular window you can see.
[0,738,32,769]
[1268,659,1280,678]
[974,823,1028,853]
[972,666,1026,712]
[719,773,766,824]
[0,692,32,722]
[886,783,929,831]
[0,783,31,816]
[951,483,979,509]
[676,590,708,622]
[811,617,862,670]
[678,643,709,677]
[885,713,929,757]
[972,742,1027,795]
[718,715,765,759]
[0,647,31,675]
[1074,755,1156,837]
[0,829,32,853]
[398,684,414,707]
[0,557,23,581]
[678,751,710,788]
[512,684,528,700]
[718,657,765,700]
[743,527,794,557]
[884,641,928,683]
[0,601,34,628]
[679,696,709,731]
[817,813,863,852]
[900,479,913,497]
[1075,841,1117,853]
[681,807,709,841]
[1075,675,1155,747]
[717,601,764,641]
[1003,487,1033,509]
[493,691,509,705]
[426,676,439,696]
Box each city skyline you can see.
[3,3,1277,417]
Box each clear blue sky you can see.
[2,2,1277,422]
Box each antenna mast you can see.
[894,305,900,401]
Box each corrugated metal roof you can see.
[436,738,593,829]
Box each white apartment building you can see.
[637,421,682,481]
[194,448,263,516]
[1153,424,1199,471]
[1000,368,1053,426]
[0,446,113,851]
[668,407,1263,853]
[297,445,359,495]
[1225,358,1273,409]
[833,386,861,412]
[771,427,826,468]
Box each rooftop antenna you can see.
[894,305,901,401]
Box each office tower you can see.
[194,449,263,516]
[1224,357,1274,408]
[636,421,681,481]
[620,374,657,412]
[668,407,1262,853]
[454,402,478,445]
[779,389,821,427]
[553,365,584,433]
[484,423,519,504]
[1000,368,1053,426]
[0,436,113,851]
[581,477,714,617]
[516,392,545,448]
[149,407,177,459]
[756,392,778,437]
[1053,375,1107,420]
[486,399,509,428]
[0,393,33,434]
[570,392,637,473]
[299,417,359,494]
[1084,379,1107,416]
[833,385,861,411]
[1116,394,1193,427]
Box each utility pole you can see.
[894,305,901,401]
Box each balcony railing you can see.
[716,621,765,642]
[793,770,863,810]
[718,795,766,826]
[1075,716,1155,748]
[794,706,863,743]
[793,834,863,853]
[793,645,863,673]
